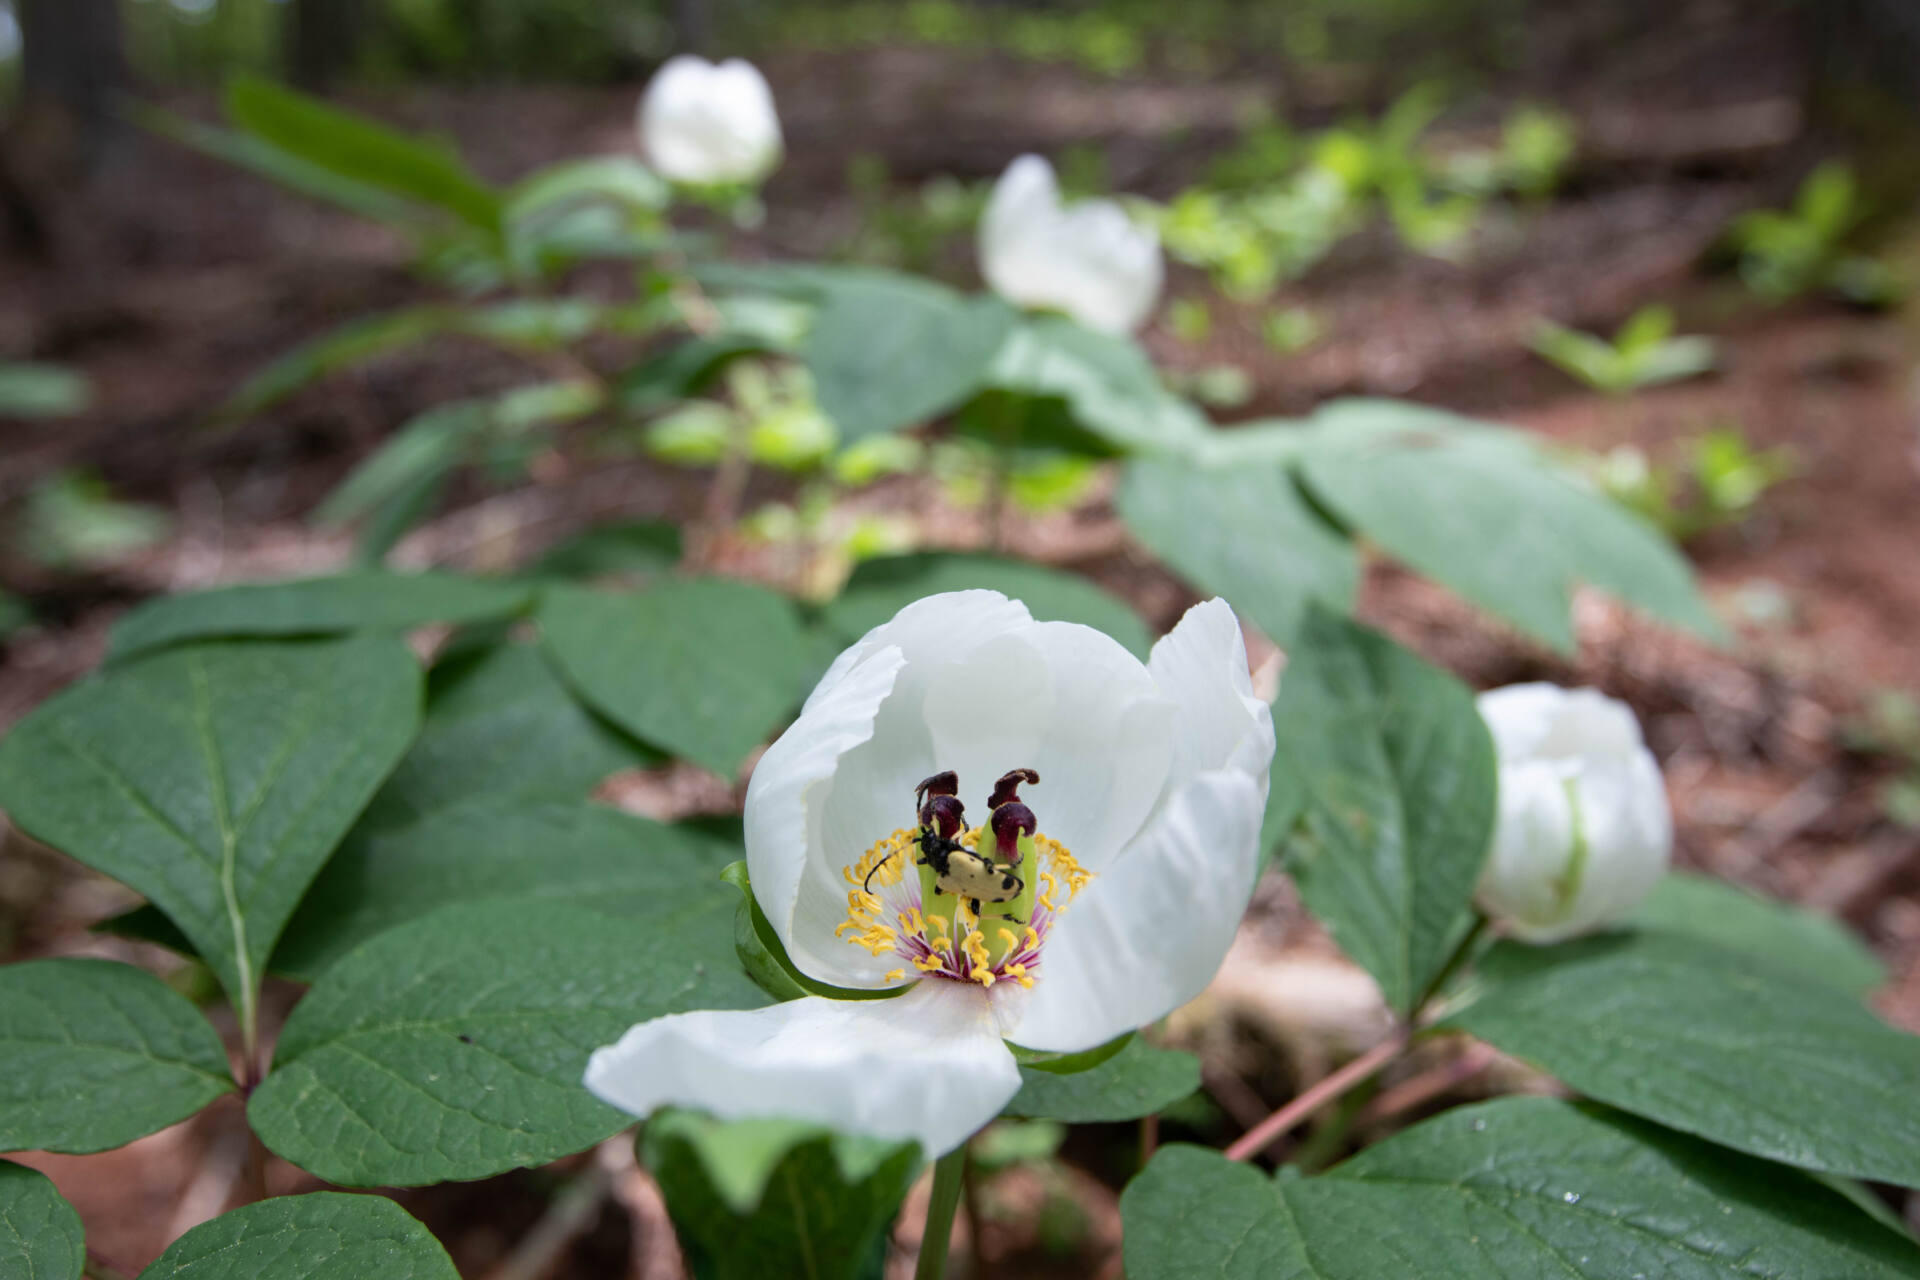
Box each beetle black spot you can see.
[457,1034,474,1044]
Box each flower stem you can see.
[915,1145,969,1280]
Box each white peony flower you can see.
[978,155,1164,335]
[1474,683,1671,944]
[586,592,1273,1156]
[637,55,783,185]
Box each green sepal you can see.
[720,862,904,1003]
[1008,1031,1133,1076]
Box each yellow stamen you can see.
[884,968,906,982]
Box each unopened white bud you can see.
[638,55,782,186]
[1474,684,1671,944]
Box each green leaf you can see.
[644,1112,920,1280]
[1116,457,1358,645]
[1004,1038,1199,1123]
[108,572,533,662]
[313,403,485,535]
[1273,609,1496,1014]
[0,362,89,419]
[0,636,422,1027]
[136,1192,457,1279]
[530,520,683,581]
[224,304,621,420]
[1295,400,1722,653]
[352,642,651,833]
[803,275,1015,440]
[616,334,772,414]
[1632,872,1884,995]
[249,900,765,1186]
[1121,1098,1920,1280]
[541,580,807,777]
[137,103,422,230]
[225,75,501,238]
[0,1162,83,1280]
[1446,933,1920,1187]
[273,799,735,981]
[987,315,1210,456]
[822,553,1151,658]
[0,959,233,1154]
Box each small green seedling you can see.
[1727,162,1900,305]
[1530,304,1717,396]
[1596,425,1794,542]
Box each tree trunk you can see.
[290,0,368,88]
[672,0,711,56]
[17,0,123,143]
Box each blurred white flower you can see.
[586,592,1273,1156]
[979,154,1163,334]
[638,54,782,185]
[1474,684,1671,944]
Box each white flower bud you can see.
[637,55,782,186]
[1474,684,1671,944]
[978,154,1163,335]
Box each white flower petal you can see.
[745,646,904,988]
[978,154,1162,334]
[1149,598,1275,794]
[924,620,1172,867]
[1003,769,1264,1052]
[756,592,1035,987]
[584,981,1019,1158]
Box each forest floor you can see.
[4,14,1920,1277]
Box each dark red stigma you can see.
[923,793,967,839]
[986,767,1039,811]
[915,771,960,828]
[990,802,1037,862]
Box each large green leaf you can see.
[107,572,532,662]
[249,900,764,1186]
[104,642,650,965]
[1273,610,1495,1014]
[136,1192,457,1279]
[986,315,1210,456]
[821,552,1151,658]
[0,637,421,1028]
[272,799,735,981]
[1121,1098,1920,1279]
[644,1112,920,1280]
[1632,872,1884,995]
[1447,933,1920,1186]
[1294,400,1721,653]
[1116,458,1358,645]
[225,75,501,237]
[352,642,651,833]
[529,520,682,582]
[0,1162,83,1280]
[1004,1038,1199,1123]
[541,580,807,777]
[0,959,233,1154]
[802,275,1015,440]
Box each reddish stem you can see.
[1223,1030,1410,1163]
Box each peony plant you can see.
[584,591,1274,1157]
